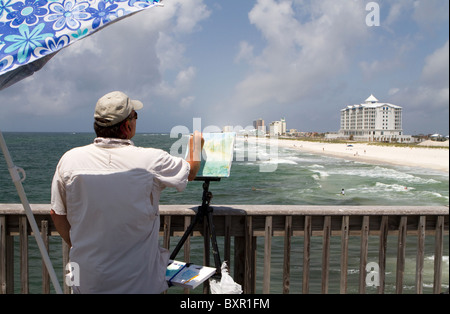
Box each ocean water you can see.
[0,132,448,294]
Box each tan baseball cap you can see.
[94,91,143,127]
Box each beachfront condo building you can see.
[338,95,411,143]
[269,118,287,136]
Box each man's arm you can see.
[50,209,72,247]
[187,131,204,181]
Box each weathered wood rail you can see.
[0,204,448,294]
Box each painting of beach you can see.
[196,132,236,178]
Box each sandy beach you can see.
[275,139,449,173]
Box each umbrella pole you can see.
[0,130,63,294]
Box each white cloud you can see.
[359,56,406,80]
[156,33,186,73]
[172,0,211,34]
[175,66,196,87]
[150,0,209,108]
[233,0,369,108]
[155,66,197,99]
[421,40,449,88]
[384,0,414,27]
[179,96,195,109]
[417,40,449,109]
[235,41,255,64]
[392,40,449,109]
[388,88,400,96]
[412,0,449,29]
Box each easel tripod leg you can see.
[170,179,222,278]
[206,208,222,277]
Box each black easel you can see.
[170,177,222,278]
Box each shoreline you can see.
[273,138,449,173]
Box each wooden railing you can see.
[0,204,448,294]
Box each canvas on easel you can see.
[186,132,236,179]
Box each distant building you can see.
[269,118,287,136]
[269,121,280,136]
[337,95,411,143]
[280,117,286,135]
[253,118,266,134]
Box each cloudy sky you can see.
[1,0,448,135]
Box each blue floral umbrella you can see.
[0,0,164,294]
[0,0,163,90]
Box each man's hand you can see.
[187,131,204,181]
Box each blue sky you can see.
[1,0,448,135]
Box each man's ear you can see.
[120,121,131,138]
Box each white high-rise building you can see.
[269,118,287,136]
[338,95,411,142]
[280,117,286,135]
[269,121,281,136]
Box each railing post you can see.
[340,216,349,294]
[234,236,245,289]
[263,216,272,294]
[0,215,7,294]
[396,216,407,294]
[302,215,312,294]
[182,216,191,263]
[433,216,444,294]
[321,216,331,294]
[244,216,254,294]
[224,216,231,266]
[163,216,171,250]
[359,216,370,294]
[183,216,191,294]
[19,216,28,294]
[283,216,292,294]
[41,220,50,294]
[415,216,426,294]
[62,240,70,294]
[378,216,388,294]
